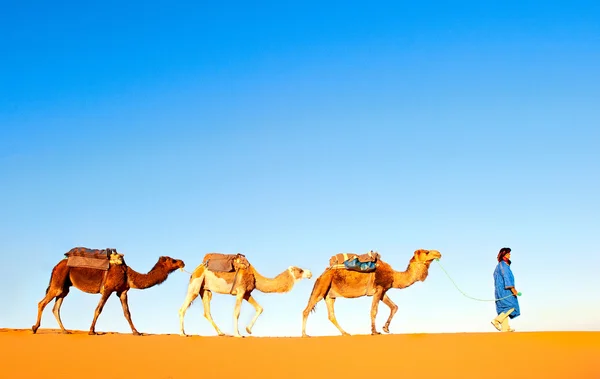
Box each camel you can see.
[178,253,312,337]
[32,251,185,335]
[301,249,442,336]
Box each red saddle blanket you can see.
[203,253,250,272]
[329,250,380,267]
[64,247,117,270]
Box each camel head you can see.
[404,249,441,283]
[288,266,313,281]
[410,249,442,267]
[157,256,186,272]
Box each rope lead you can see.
[435,259,522,302]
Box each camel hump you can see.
[360,250,380,262]
[203,252,250,272]
[65,247,111,259]
[328,250,380,267]
[64,247,122,270]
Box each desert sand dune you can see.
[1,328,599,378]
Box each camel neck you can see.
[252,266,295,293]
[392,261,431,289]
[127,262,172,289]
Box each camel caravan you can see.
[33,246,441,337]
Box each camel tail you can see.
[307,279,320,313]
[306,271,332,314]
[44,272,52,294]
[45,260,64,294]
[185,270,206,307]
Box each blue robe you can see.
[493,261,520,318]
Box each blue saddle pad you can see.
[343,257,376,273]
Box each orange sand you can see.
[1,328,598,378]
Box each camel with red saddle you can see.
[302,249,442,336]
[178,253,312,337]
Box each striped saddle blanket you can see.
[329,250,380,267]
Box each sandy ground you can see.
[0,328,598,379]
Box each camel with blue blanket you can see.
[302,249,442,336]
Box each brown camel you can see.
[32,251,185,335]
[178,253,312,337]
[301,249,442,336]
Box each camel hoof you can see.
[61,330,72,335]
[245,327,252,335]
[341,332,351,336]
[31,326,38,334]
[88,331,97,335]
[371,331,381,335]
[132,331,141,336]
[302,333,310,338]
[383,326,390,333]
[233,334,243,338]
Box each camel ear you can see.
[410,249,425,262]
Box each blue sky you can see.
[1,1,599,337]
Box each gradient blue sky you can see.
[1,1,599,337]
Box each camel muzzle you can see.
[429,251,442,260]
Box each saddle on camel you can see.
[64,247,124,270]
[203,253,250,272]
[328,250,380,273]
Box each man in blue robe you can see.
[491,247,520,332]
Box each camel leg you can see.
[88,292,111,335]
[301,278,329,337]
[33,266,70,334]
[32,291,56,334]
[370,290,384,335]
[325,296,350,336]
[244,294,263,335]
[117,291,140,336]
[381,294,398,334]
[232,291,245,337]
[51,288,71,334]
[302,294,323,337]
[201,290,225,336]
[178,278,202,336]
